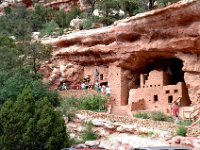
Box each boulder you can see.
[91,119,105,127]
[85,140,100,147]
[70,18,86,30]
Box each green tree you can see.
[3,7,12,15]
[0,36,57,107]
[55,10,68,28]
[0,69,60,107]
[0,88,70,150]
[17,41,52,79]
[118,0,139,16]
[0,35,20,73]
[1,6,32,40]
[98,0,120,17]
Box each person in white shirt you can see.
[106,85,110,97]
[81,82,86,91]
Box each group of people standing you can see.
[61,80,110,97]
[94,81,110,96]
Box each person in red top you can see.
[172,102,179,124]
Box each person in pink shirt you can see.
[172,102,179,124]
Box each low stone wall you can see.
[76,110,178,135]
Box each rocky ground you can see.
[65,110,200,150]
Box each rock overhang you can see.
[41,0,200,70]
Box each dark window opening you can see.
[100,82,107,86]
[168,95,173,103]
[174,89,178,93]
[154,95,158,102]
[100,74,103,80]
[166,90,170,94]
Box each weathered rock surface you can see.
[40,61,83,86]
[67,111,200,150]
[42,0,200,105]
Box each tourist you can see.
[106,85,110,97]
[101,85,106,94]
[94,69,99,82]
[61,83,67,91]
[172,102,179,124]
[76,82,81,90]
[94,81,99,92]
[81,82,86,91]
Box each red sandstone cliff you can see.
[42,0,200,106]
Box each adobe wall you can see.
[84,65,108,85]
[141,70,171,88]
[143,70,164,87]
[128,82,188,114]
[131,99,145,111]
[108,65,122,105]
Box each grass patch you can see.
[176,126,187,137]
[133,111,173,122]
[150,111,171,121]
[59,94,108,121]
[177,120,193,126]
[133,112,150,119]
[81,121,98,141]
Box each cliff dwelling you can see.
[42,0,200,119]
[128,58,191,115]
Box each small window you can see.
[158,85,161,86]
[154,95,158,102]
[174,89,178,93]
[100,74,103,80]
[168,95,173,103]
[166,90,170,94]
[150,85,152,87]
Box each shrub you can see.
[60,97,79,121]
[176,126,187,136]
[40,20,59,37]
[81,121,98,141]
[148,131,156,137]
[98,16,117,26]
[82,16,100,30]
[79,94,107,111]
[150,111,169,121]
[177,120,193,126]
[133,112,150,119]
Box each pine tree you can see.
[0,87,70,150]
